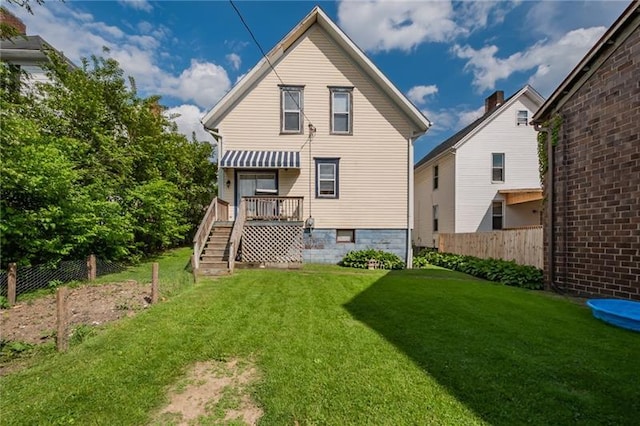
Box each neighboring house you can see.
[0,8,75,92]
[532,2,639,301]
[414,85,545,249]
[195,6,430,272]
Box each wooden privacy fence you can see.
[438,227,543,268]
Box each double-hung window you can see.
[492,153,505,182]
[492,201,504,230]
[433,164,439,190]
[517,110,528,126]
[315,158,339,198]
[433,205,439,232]
[280,86,303,134]
[329,87,353,134]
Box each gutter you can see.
[202,122,224,202]
[407,127,430,268]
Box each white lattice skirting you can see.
[241,224,303,263]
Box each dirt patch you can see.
[154,358,263,425]
[0,281,151,346]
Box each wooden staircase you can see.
[199,222,233,275]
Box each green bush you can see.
[340,249,405,270]
[413,250,543,290]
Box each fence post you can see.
[151,262,159,304]
[87,254,96,281]
[56,287,69,352]
[7,263,17,307]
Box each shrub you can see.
[413,250,543,290]
[341,249,405,270]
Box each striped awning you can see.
[220,150,300,169]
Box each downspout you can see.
[202,122,224,202]
[534,122,554,291]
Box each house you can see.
[194,6,430,273]
[0,8,75,91]
[532,1,639,301]
[413,85,545,249]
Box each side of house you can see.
[414,86,544,249]
[532,1,639,300]
[201,7,430,265]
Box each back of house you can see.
[198,6,429,271]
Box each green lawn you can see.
[1,259,638,425]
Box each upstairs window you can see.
[492,201,504,230]
[280,86,303,134]
[315,158,340,198]
[433,205,439,232]
[329,87,353,134]
[433,164,439,190]
[492,153,505,182]
[517,110,528,126]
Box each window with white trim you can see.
[329,87,353,134]
[492,153,505,182]
[517,110,528,126]
[281,86,303,133]
[315,158,339,198]
[433,205,439,232]
[336,229,355,243]
[492,201,504,230]
[433,164,439,190]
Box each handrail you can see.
[243,196,304,221]
[228,198,247,273]
[193,197,227,271]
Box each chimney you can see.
[0,7,27,35]
[484,90,504,113]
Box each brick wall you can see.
[0,7,26,35]
[545,23,640,300]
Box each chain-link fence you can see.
[0,257,126,298]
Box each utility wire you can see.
[228,0,314,128]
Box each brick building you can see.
[532,1,639,300]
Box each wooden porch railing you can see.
[228,198,247,274]
[193,197,229,270]
[244,196,304,221]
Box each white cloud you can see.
[165,104,212,143]
[407,84,438,105]
[162,60,231,110]
[453,26,606,95]
[12,3,231,109]
[337,0,517,53]
[226,53,242,71]
[420,105,485,134]
[118,1,153,13]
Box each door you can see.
[236,172,277,216]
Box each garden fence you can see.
[0,256,126,300]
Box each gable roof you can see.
[0,35,76,69]
[415,85,544,170]
[533,1,639,123]
[202,6,431,133]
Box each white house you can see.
[195,6,431,273]
[413,86,544,249]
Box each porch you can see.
[193,196,304,275]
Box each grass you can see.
[1,259,638,425]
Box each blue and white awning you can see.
[220,150,301,169]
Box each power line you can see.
[228,0,314,128]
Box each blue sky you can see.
[7,0,630,162]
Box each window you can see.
[329,87,353,134]
[492,201,504,230]
[492,153,505,182]
[433,164,439,190]
[315,158,339,198]
[517,110,528,126]
[336,229,355,243]
[433,205,439,232]
[280,86,303,133]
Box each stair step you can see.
[199,268,231,276]
[201,255,228,262]
[199,261,229,268]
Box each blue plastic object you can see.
[586,299,640,333]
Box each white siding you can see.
[218,25,415,228]
[413,152,455,247]
[455,95,541,232]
